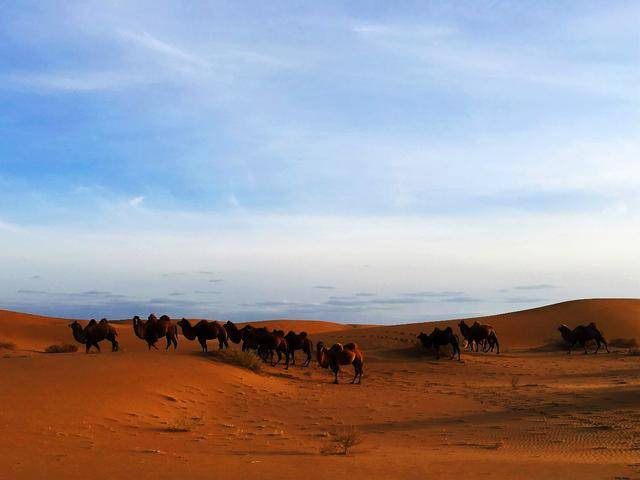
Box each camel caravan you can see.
[66,311,611,383]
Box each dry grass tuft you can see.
[44,344,78,354]
[321,425,365,456]
[165,413,199,432]
[0,341,16,351]
[610,338,638,348]
[209,348,262,372]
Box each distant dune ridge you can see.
[0,298,637,352]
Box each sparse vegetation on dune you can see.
[609,337,638,348]
[208,348,262,372]
[0,341,16,350]
[321,425,365,455]
[165,413,199,432]
[44,344,78,354]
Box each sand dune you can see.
[314,298,640,351]
[0,299,638,479]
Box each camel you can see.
[255,329,290,368]
[316,341,364,384]
[284,330,313,367]
[223,320,243,344]
[417,327,461,360]
[558,323,609,354]
[69,318,119,353]
[458,320,484,351]
[458,320,499,354]
[177,318,228,352]
[132,314,178,350]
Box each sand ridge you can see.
[0,299,639,479]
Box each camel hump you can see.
[88,319,97,327]
[99,318,108,324]
[148,313,158,321]
[330,343,345,353]
[443,326,453,334]
[343,342,358,351]
[299,331,308,338]
[159,315,171,322]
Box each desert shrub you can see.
[529,338,567,352]
[609,338,638,348]
[165,413,198,432]
[321,425,365,456]
[45,344,78,353]
[209,349,262,372]
[0,341,16,350]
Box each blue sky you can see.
[0,1,639,322]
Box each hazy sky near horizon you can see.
[1,1,639,322]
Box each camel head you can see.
[558,324,570,333]
[316,341,326,351]
[177,318,190,329]
[417,332,431,347]
[68,320,80,330]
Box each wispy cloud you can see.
[118,30,208,68]
[514,284,557,291]
[128,196,145,206]
[506,297,547,304]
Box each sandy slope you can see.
[0,299,638,479]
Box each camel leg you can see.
[603,340,610,353]
[291,350,296,366]
[165,334,171,350]
[199,338,207,353]
[85,343,91,354]
[111,338,119,352]
[434,346,440,360]
[284,350,289,370]
[304,349,311,367]
[94,341,101,353]
[333,367,339,384]
[273,349,282,367]
[494,338,500,354]
[594,340,600,354]
[173,334,178,350]
[582,341,588,354]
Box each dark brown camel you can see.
[177,318,229,352]
[417,327,461,360]
[69,318,119,353]
[316,341,364,384]
[132,314,178,350]
[458,320,499,354]
[284,330,313,367]
[223,320,243,344]
[558,323,609,354]
[238,326,289,367]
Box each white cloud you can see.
[128,196,145,207]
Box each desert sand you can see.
[0,299,639,479]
